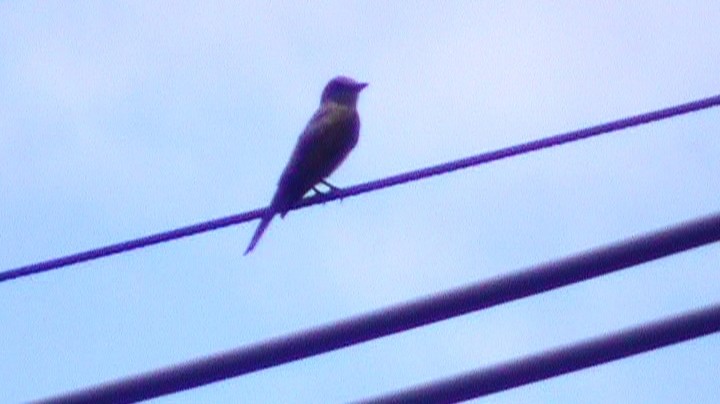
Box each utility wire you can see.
[3,93,720,283]
[357,303,720,404]
[36,212,720,403]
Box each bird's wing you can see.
[272,104,359,215]
[294,106,359,177]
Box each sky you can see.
[1,1,720,403]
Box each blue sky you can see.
[2,2,719,402]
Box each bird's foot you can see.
[320,180,345,201]
[320,179,342,192]
[311,180,344,202]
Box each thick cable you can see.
[358,303,720,403]
[36,212,720,403]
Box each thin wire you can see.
[3,93,720,283]
[357,303,720,404]
[36,212,720,403]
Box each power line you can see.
[3,93,719,284]
[36,212,720,403]
[357,303,720,404]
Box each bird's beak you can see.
[356,82,369,91]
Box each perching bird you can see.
[244,76,368,254]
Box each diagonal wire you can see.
[357,303,720,404]
[3,93,720,283]
[35,212,720,403]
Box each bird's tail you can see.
[244,210,275,255]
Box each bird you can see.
[244,76,368,255]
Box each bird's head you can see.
[320,76,368,107]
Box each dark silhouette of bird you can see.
[244,76,368,254]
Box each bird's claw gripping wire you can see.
[312,180,345,202]
[320,179,341,192]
